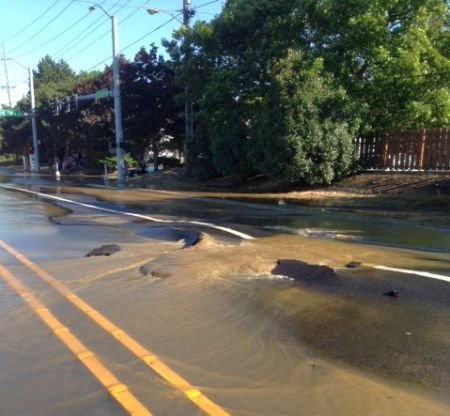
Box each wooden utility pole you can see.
[183,0,194,175]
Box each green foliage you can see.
[252,53,359,185]
[165,0,449,185]
[122,45,184,165]
[100,153,137,171]
[2,1,448,185]
[0,154,16,166]
[1,50,183,171]
[302,0,450,130]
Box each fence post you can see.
[418,128,427,171]
[381,133,389,170]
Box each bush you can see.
[252,53,360,185]
[99,153,138,171]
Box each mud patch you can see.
[139,260,172,279]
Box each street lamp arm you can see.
[147,8,185,25]
[89,4,111,18]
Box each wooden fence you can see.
[355,128,450,171]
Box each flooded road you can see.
[1,178,450,415]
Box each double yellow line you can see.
[0,240,230,416]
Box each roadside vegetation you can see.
[0,0,449,186]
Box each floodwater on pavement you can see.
[1,184,450,415]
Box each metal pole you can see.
[28,67,40,172]
[183,0,193,175]
[111,15,125,187]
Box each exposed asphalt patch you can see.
[273,259,450,307]
[86,244,121,257]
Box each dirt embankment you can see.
[130,168,449,201]
[130,168,450,196]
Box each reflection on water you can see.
[67,190,450,253]
[260,213,450,253]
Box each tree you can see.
[165,0,449,185]
[166,0,358,183]
[252,52,359,185]
[122,45,183,171]
[302,0,450,130]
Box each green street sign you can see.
[0,109,28,118]
[95,88,110,100]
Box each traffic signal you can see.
[64,96,71,113]
[70,94,79,111]
[50,98,59,116]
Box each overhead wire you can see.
[64,0,151,64]
[2,0,63,44]
[84,0,221,71]
[86,14,179,71]
[2,0,220,82]
[195,0,220,9]
[13,11,94,60]
[62,0,136,61]
[52,0,123,59]
[8,1,77,56]
[73,0,144,8]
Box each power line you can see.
[87,14,179,71]
[84,0,221,71]
[60,0,135,61]
[2,0,63,44]
[73,0,147,9]
[52,0,120,59]
[8,1,76,55]
[14,11,93,60]
[64,0,151,64]
[194,0,219,9]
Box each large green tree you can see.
[122,45,183,171]
[166,0,449,184]
[302,0,450,130]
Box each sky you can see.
[0,0,223,106]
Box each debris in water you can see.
[86,244,121,257]
[384,290,400,298]
[346,261,362,268]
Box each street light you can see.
[146,8,185,24]
[6,58,39,173]
[89,4,125,187]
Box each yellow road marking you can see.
[0,240,230,416]
[0,263,152,416]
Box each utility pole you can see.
[89,5,125,187]
[1,43,12,108]
[1,54,40,172]
[111,14,125,187]
[183,0,194,175]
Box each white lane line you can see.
[0,185,254,241]
[371,264,450,283]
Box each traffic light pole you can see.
[183,0,194,176]
[29,66,39,173]
[111,14,125,187]
[89,4,125,187]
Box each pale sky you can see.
[0,0,222,106]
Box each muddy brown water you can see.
[1,186,450,415]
